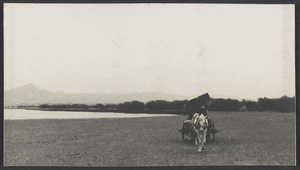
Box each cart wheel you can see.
[211,120,215,141]
[182,124,185,141]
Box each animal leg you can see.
[203,129,207,144]
[198,143,203,152]
[194,129,199,145]
[197,134,203,152]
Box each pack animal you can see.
[191,113,209,152]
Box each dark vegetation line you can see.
[11,96,296,113]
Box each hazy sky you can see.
[4,4,295,100]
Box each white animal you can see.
[191,113,208,152]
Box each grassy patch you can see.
[4,111,295,166]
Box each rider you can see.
[200,106,208,117]
[186,102,209,120]
[183,105,209,127]
[182,93,210,128]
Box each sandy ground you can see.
[4,111,295,166]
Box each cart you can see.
[178,93,217,142]
[179,119,216,142]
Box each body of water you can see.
[4,109,177,120]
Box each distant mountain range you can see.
[4,84,191,106]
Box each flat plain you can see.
[4,111,295,166]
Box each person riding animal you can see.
[182,93,211,139]
[183,93,210,120]
[183,106,209,127]
[185,93,210,119]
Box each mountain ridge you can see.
[4,84,191,106]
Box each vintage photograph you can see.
[3,3,295,166]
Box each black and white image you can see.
[4,3,295,166]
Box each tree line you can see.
[209,96,295,112]
[38,96,295,113]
